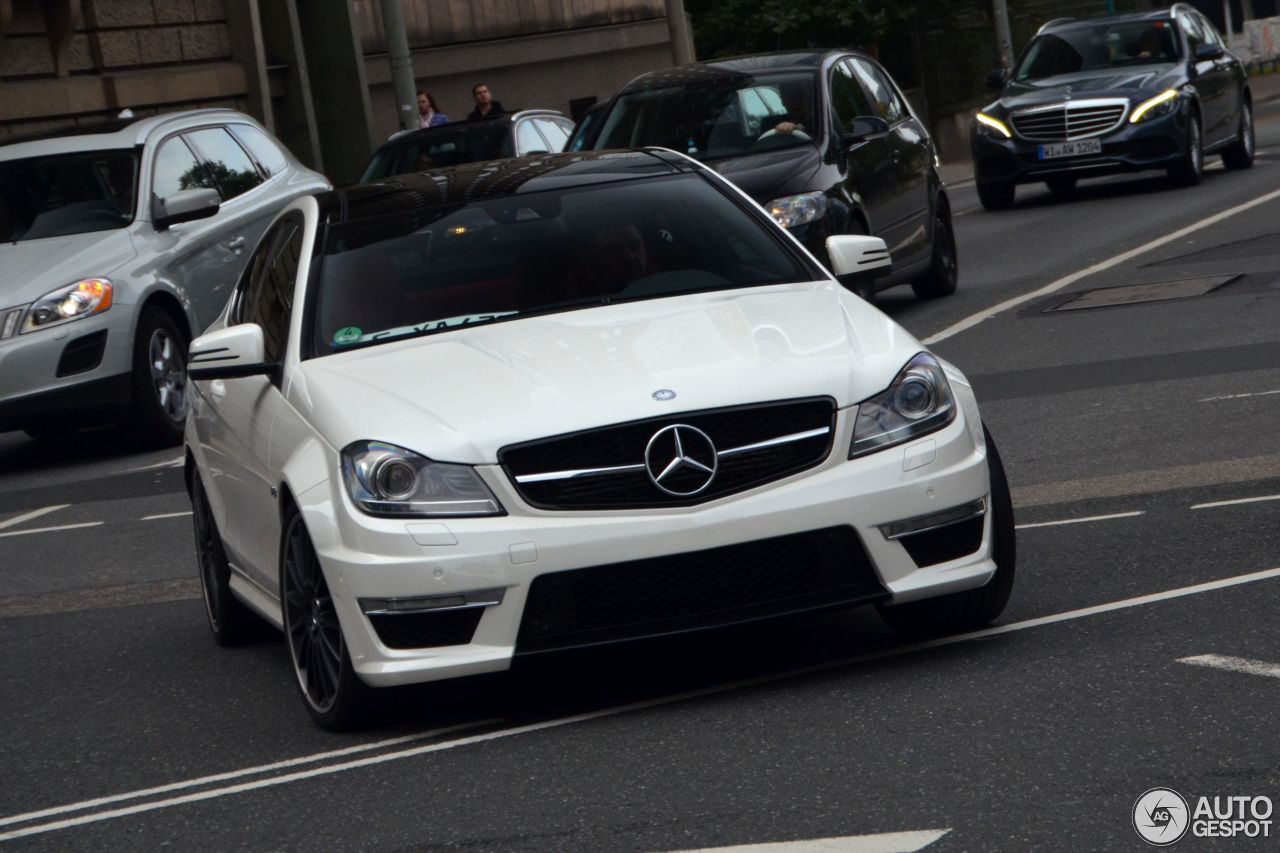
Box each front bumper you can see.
[972,104,1188,186]
[299,401,995,688]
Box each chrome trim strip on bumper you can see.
[879,498,987,541]
[359,587,507,616]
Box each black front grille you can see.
[368,608,483,650]
[56,330,107,377]
[500,398,835,509]
[898,517,985,567]
[516,526,887,653]
[1012,103,1126,142]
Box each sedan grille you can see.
[499,398,835,510]
[1011,101,1128,142]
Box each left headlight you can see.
[341,441,505,517]
[766,191,827,229]
[1130,88,1179,123]
[21,278,113,333]
[849,353,957,459]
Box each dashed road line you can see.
[0,504,68,530]
[1016,510,1144,529]
[122,456,184,473]
[1198,389,1280,403]
[1191,494,1280,510]
[0,521,103,539]
[1178,654,1280,680]
[140,511,192,521]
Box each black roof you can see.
[619,49,850,94]
[1043,8,1176,33]
[326,150,688,226]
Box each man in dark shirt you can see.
[467,83,506,119]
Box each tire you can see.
[281,506,371,730]
[126,306,189,448]
[876,426,1016,638]
[976,179,1015,210]
[1044,175,1077,196]
[1221,101,1255,171]
[911,202,958,300]
[1168,112,1204,187]
[192,472,258,646]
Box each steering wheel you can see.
[758,127,812,142]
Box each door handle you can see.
[227,236,245,251]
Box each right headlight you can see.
[341,441,504,517]
[1129,88,1179,123]
[849,353,957,459]
[766,191,828,229]
[974,112,1012,140]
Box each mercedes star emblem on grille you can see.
[644,424,718,496]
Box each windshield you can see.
[594,71,819,161]
[313,173,813,356]
[0,150,138,243]
[1015,21,1182,81]
[361,123,509,182]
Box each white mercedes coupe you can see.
[185,150,1015,729]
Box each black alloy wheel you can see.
[911,202,958,300]
[976,179,1015,210]
[127,306,189,448]
[192,471,256,645]
[876,425,1017,638]
[1169,113,1204,187]
[281,507,369,729]
[1221,101,1255,170]
[1044,175,1078,196]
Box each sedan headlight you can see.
[975,112,1012,140]
[849,353,956,459]
[22,278,113,333]
[341,441,504,517]
[1130,89,1179,123]
[766,191,827,229]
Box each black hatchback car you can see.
[972,4,1254,209]
[569,51,957,302]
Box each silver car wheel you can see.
[149,328,187,424]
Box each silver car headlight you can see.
[766,191,827,229]
[1130,89,1179,123]
[341,441,504,517]
[21,278,113,333]
[849,353,957,459]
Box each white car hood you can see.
[291,282,920,464]
[0,230,136,306]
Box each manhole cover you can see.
[1048,274,1240,311]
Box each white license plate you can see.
[1037,139,1102,159]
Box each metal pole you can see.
[379,0,417,131]
[992,0,1014,71]
[665,0,693,66]
[1222,0,1234,47]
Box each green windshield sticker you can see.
[333,326,363,346]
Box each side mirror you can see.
[985,68,1008,90]
[153,188,220,231]
[1194,43,1224,61]
[826,234,892,281]
[188,324,273,380]
[843,116,890,146]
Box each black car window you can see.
[185,127,264,200]
[153,135,210,199]
[311,173,815,357]
[830,62,875,133]
[229,123,289,176]
[848,59,904,124]
[1016,20,1181,80]
[0,150,138,242]
[361,123,509,181]
[515,120,550,155]
[238,217,302,363]
[1197,13,1225,48]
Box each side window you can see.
[830,62,875,133]
[849,59,905,124]
[1180,13,1205,52]
[238,218,302,363]
[534,118,569,152]
[185,127,264,200]
[229,124,289,176]
[152,136,208,199]
[516,120,550,155]
[1198,14,1225,47]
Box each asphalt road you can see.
[2,102,1280,851]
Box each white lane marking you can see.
[4,565,1280,841]
[921,184,1280,344]
[0,721,497,830]
[0,505,69,531]
[1178,654,1280,679]
[122,456,184,473]
[140,511,192,521]
[1198,389,1280,402]
[677,829,951,852]
[1190,494,1280,510]
[1015,510,1144,529]
[0,522,103,539]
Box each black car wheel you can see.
[876,426,1016,638]
[976,179,1015,210]
[1221,101,1255,170]
[911,202,957,300]
[126,307,189,448]
[282,507,370,730]
[1168,112,1204,187]
[192,471,258,646]
[1044,175,1077,196]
